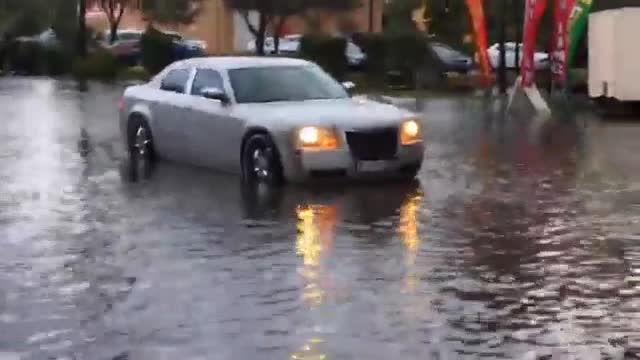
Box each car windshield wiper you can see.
[254,98,292,103]
[250,95,343,103]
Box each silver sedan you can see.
[119,57,424,185]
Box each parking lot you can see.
[2,78,640,359]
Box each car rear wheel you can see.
[127,118,154,181]
[242,134,284,187]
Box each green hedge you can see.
[357,33,387,77]
[141,26,174,75]
[385,32,430,87]
[4,40,73,75]
[354,32,440,89]
[72,49,119,80]
[299,35,347,81]
[0,40,6,70]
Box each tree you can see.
[0,0,51,38]
[141,0,204,25]
[51,0,78,50]
[78,0,87,57]
[383,0,422,34]
[224,0,279,56]
[224,0,361,56]
[299,0,361,33]
[100,0,128,44]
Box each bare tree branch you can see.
[240,10,258,36]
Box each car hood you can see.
[233,98,414,130]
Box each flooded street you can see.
[3,78,640,359]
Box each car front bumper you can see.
[281,143,425,183]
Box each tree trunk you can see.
[514,0,521,73]
[273,36,280,55]
[255,11,268,56]
[498,0,507,94]
[273,17,287,54]
[109,23,118,44]
[77,0,87,58]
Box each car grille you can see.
[345,128,398,161]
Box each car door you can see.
[188,68,245,172]
[152,67,195,163]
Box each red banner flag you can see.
[521,0,548,87]
[466,0,491,87]
[550,0,575,86]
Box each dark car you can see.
[163,31,207,60]
[103,30,206,66]
[429,42,474,74]
[102,30,144,65]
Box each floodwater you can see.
[2,78,640,359]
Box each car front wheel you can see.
[127,118,154,181]
[242,134,284,187]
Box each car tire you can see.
[400,163,422,181]
[242,134,284,187]
[127,117,155,181]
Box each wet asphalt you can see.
[2,78,640,359]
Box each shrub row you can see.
[302,32,442,89]
[1,26,193,80]
[141,26,176,75]
[1,40,73,75]
[299,35,348,81]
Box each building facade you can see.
[86,0,384,54]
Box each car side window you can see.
[191,69,225,96]
[161,68,190,94]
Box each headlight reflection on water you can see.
[292,191,423,358]
[293,205,337,360]
[296,205,337,306]
[399,192,425,293]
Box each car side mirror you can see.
[342,81,356,91]
[201,87,229,104]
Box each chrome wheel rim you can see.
[134,126,150,157]
[252,148,271,181]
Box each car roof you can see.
[175,56,311,70]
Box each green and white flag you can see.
[567,0,593,68]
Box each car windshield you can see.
[347,42,363,56]
[118,32,142,41]
[228,65,349,104]
[432,44,459,59]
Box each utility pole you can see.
[77,0,87,58]
[368,0,375,32]
[498,0,508,94]
[514,0,522,73]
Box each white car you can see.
[119,57,424,185]
[487,42,550,70]
[246,34,367,67]
[246,35,299,54]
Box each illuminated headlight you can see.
[297,126,339,150]
[400,119,422,145]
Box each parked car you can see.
[102,30,144,65]
[246,34,368,68]
[429,42,474,74]
[487,42,550,70]
[120,57,424,185]
[15,28,61,49]
[162,31,207,59]
[246,34,299,55]
[103,30,206,65]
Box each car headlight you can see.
[297,126,339,150]
[400,119,422,145]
